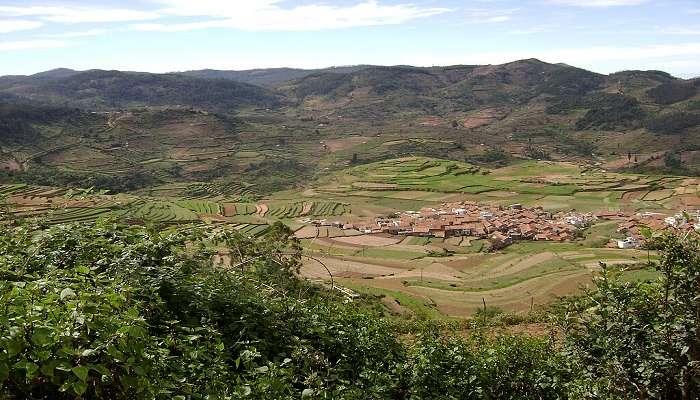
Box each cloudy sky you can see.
[1,0,699,77]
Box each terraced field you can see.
[124,201,199,222]
[264,201,349,219]
[2,158,693,319]
[142,182,259,201]
[301,234,658,318]
[312,157,699,213]
[1,184,352,226]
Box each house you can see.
[412,226,430,236]
[489,232,513,250]
[617,237,639,249]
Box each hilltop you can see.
[0,69,282,112]
[180,65,371,88]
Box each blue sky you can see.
[1,0,699,77]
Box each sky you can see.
[0,0,699,78]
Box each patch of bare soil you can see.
[255,203,268,217]
[442,255,489,270]
[294,226,318,239]
[418,116,446,127]
[332,235,402,247]
[222,203,236,217]
[675,195,700,207]
[387,262,464,282]
[300,256,402,279]
[381,296,414,316]
[0,157,22,171]
[324,136,369,152]
[462,108,510,129]
[603,151,666,169]
[300,202,313,216]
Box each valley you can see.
[1,59,699,319]
[2,155,695,318]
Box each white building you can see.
[617,237,638,249]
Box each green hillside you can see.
[1,59,699,195]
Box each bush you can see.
[575,93,644,130]
[647,81,698,105]
[645,111,700,135]
[407,333,566,399]
[559,233,700,398]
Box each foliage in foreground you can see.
[1,216,699,399]
[560,232,700,399]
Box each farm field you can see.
[0,184,351,240]
[300,234,659,318]
[297,157,699,217]
[286,157,696,318]
[2,156,695,318]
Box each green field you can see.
[304,157,699,215]
[2,158,691,318]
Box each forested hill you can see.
[179,65,371,88]
[0,70,283,112]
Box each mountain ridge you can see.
[0,58,698,192]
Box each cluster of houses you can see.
[300,204,700,251]
[611,210,700,249]
[342,202,597,249]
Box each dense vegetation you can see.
[647,81,698,105]
[0,102,85,144]
[0,167,161,193]
[574,93,644,130]
[1,212,699,398]
[645,111,700,135]
[0,71,282,112]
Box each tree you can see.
[561,233,700,398]
[665,152,682,169]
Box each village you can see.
[300,201,700,251]
[300,201,594,250]
[610,209,700,249]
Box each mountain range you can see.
[0,59,698,194]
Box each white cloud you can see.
[0,6,160,23]
[134,0,450,32]
[508,24,560,35]
[0,19,43,33]
[463,7,518,24]
[42,29,108,38]
[486,16,511,22]
[0,39,70,51]
[549,0,648,6]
